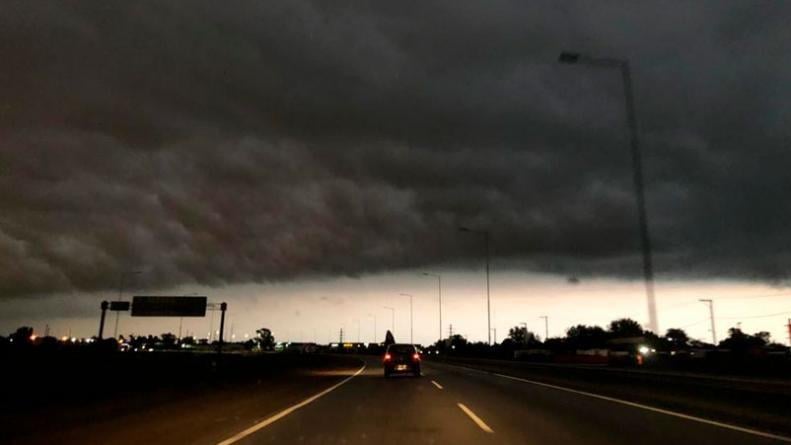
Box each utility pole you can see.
[354,319,360,343]
[786,319,790,347]
[540,316,549,341]
[449,324,454,338]
[699,299,716,344]
[339,328,344,343]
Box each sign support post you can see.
[218,302,227,354]
[98,301,109,339]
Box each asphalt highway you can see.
[224,356,789,445]
[9,355,791,445]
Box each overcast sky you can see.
[1,2,790,342]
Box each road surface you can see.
[222,356,788,445]
[8,354,790,445]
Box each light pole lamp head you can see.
[558,52,581,64]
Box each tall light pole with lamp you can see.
[558,51,658,333]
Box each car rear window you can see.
[388,345,415,354]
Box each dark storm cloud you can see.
[1,1,790,297]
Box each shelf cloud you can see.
[1,1,790,297]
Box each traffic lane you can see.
[9,356,364,445]
[232,355,498,445]
[424,361,789,445]
[434,356,791,434]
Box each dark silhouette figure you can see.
[384,330,395,346]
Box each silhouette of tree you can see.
[608,318,644,338]
[664,328,690,349]
[508,326,535,344]
[255,328,276,350]
[432,334,467,352]
[384,330,395,346]
[10,326,33,345]
[161,332,177,347]
[565,325,608,349]
[450,334,467,345]
[754,331,771,345]
[544,337,564,352]
[719,328,769,352]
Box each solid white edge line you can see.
[216,363,367,445]
[431,380,444,390]
[457,402,494,433]
[436,362,791,443]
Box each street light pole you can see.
[400,294,414,344]
[540,315,549,341]
[558,51,658,334]
[459,227,492,344]
[423,272,442,342]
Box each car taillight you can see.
[413,353,420,361]
[384,353,391,361]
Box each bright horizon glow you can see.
[2,270,791,347]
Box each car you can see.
[383,343,421,377]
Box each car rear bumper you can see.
[384,363,420,373]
